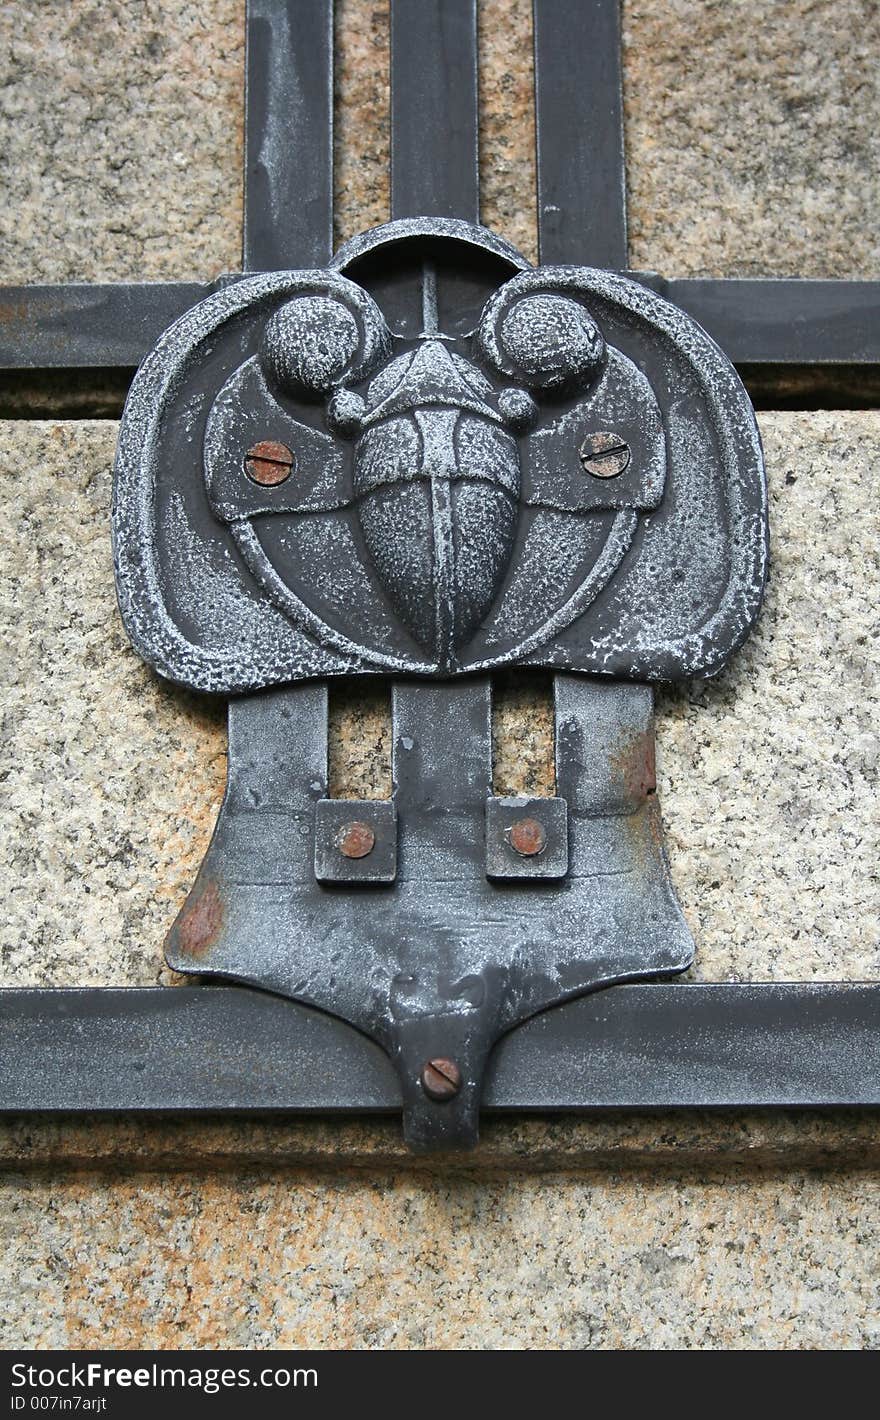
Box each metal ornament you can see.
[113,218,768,1150]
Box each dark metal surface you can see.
[110,210,769,1148]
[314,799,398,884]
[4,278,880,379]
[162,677,693,1148]
[112,219,767,691]
[485,796,569,880]
[2,983,878,1114]
[534,0,628,267]
[0,282,207,371]
[391,0,479,223]
[243,0,334,270]
[659,277,880,365]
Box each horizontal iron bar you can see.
[0,983,878,1112]
[657,277,880,365]
[3,278,880,375]
[0,282,209,370]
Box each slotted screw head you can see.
[420,1058,462,1101]
[244,440,294,486]
[579,431,630,479]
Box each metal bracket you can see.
[111,211,767,1149]
[160,675,698,1149]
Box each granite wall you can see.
[0,0,878,1349]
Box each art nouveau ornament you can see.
[113,219,768,1149]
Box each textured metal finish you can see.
[243,0,334,270]
[163,677,693,1149]
[109,214,773,1148]
[5,279,880,377]
[534,0,628,268]
[0,282,208,371]
[2,983,879,1114]
[112,218,767,692]
[391,0,479,223]
[314,799,398,884]
[330,217,529,275]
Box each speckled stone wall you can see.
[1,0,879,1351]
[2,1163,879,1348]
[0,1,244,282]
[3,0,878,282]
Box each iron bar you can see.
[1,983,878,1112]
[6,278,878,378]
[390,0,480,222]
[0,283,208,371]
[243,0,334,270]
[533,0,628,267]
[660,277,880,365]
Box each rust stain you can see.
[621,789,666,879]
[244,440,294,486]
[507,816,547,857]
[171,878,225,959]
[420,1058,462,1101]
[609,728,657,804]
[337,819,376,859]
[0,299,28,327]
[647,803,664,853]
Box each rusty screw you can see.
[507,816,547,857]
[420,1058,462,1101]
[579,431,630,479]
[244,440,294,486]
[336,820,375,860]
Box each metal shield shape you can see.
[354,408,520,667]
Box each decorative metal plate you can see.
[114,219,767,691]
[112,218,769,1150]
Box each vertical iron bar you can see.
[243,0,334,270]
[390,0,479,222]
[533,0,628,267]
[390,678,493,1150]
[553,676,654,818]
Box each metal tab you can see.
[485,797,569,880]
[314,800,398,885]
